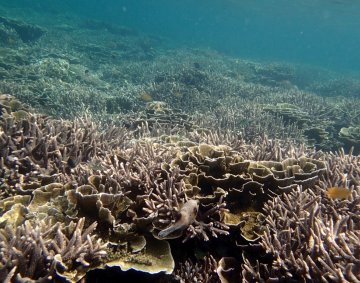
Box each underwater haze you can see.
[4,0,360,72]
[101,0,360,73]
[1,0,360,283]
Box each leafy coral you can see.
[1,11,360,282]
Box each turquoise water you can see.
[1,1,360,283]
[5,0,360,72]
[110,0,360,72]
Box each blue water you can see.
[2,0,360,72]
[1,2,360,282]
[101,0,360,73]
[109,0,360,73]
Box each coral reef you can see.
[0,218,107,282]
[339,126,360,150]
[0,9,360,282]
[1,94,360,282]
[242,149,360,282]
[0,16,45,44]
[174,255,218,283]
[0,13,358,153]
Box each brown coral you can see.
[242,183,360,282]
[2,93,359,283]
[0,218,107,282]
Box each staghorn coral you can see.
[0,97,131,200]
[2,12,360,283]
[0,104,315,282]
[238,148,360,282]
[2,89,360,282]
[1,15,359,154]
[0,218,107,282]
[308,77,360,98]
[0,98,182,280]
[174,255,218,283]
[242,183,360,282]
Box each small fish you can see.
[158,199,199,238]
[139,92,153,102]
[326,187,351,200]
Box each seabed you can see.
[0,14,359,283]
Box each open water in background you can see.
[0,1,360,281]
[3,0,360,74]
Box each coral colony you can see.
[1,95,359,282]
[0,16,359,283]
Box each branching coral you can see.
[0,98,131,200]
[242,184,360,282]
[2,89,360,283]
[174,255,218,283]
[0,218,107,282]
[2,11,360,283]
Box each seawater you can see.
[2,0,360,73]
